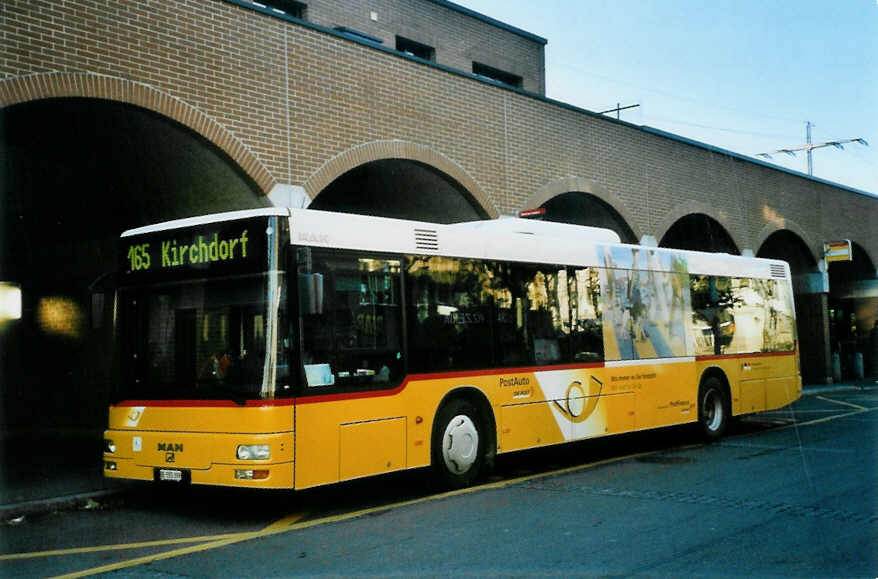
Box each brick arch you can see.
[755,220,821,266]
[0,72,276,193]
[303,140,499,218]
[523,176,642,240]
[655,201,743,253]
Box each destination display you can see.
[119,217,271,282]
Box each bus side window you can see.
[405,255,494,372]
[690,275,737,356]
[300,249,403,388]
[764,280,796,352]
[516,265,570,365]
[731,278,794,354]
[569,267,604,363]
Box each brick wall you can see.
[1,0,875,264]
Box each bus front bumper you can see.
[103,429,294,489]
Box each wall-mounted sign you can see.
[824,239,852,263]
[518,207,546,218]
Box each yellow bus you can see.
[104,207,801,489]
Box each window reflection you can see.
[406,256,496,371]
[601,247,692,360]
[569,268,604,363]
[118,275,285,401]
[690,275,796,355]
[301,250,403,388]
[405,256,603,371]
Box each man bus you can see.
[104,207,800,489]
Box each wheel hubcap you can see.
[442,414,478,474]
[702,390,723,432]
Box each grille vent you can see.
[770,264,787,279]
[414,228,439,252]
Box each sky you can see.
[457,0,878,196]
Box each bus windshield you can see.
[117,274,288,403]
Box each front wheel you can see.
[432,399,485,489]
[698,377,730,441]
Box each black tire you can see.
[431,398,485,489]
[698,377,730,442]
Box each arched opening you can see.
[827,242,878,379]
[757,230,824,384]
[308,159,489,223]
[660,214,739,255]
[757,231,817,276]
[0,98,266,473]
[540,192,637,244]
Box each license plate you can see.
[158,469,183,482]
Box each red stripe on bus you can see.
[695,351,796,362]
[294,362,606,405]
[113,399,295,408]
[111,364,606,408]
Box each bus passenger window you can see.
[516,265,571,365]
[569,268,604,363]
[690,275,736,355]
[730,278,795,354]
[406,256,496,372]
[763,280,796,352]
[299,249,402,388]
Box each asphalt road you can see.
[2,389,876,578]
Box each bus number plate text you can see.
[158,469,183,482]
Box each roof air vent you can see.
[414,228,439,252]
[770,264,787,279]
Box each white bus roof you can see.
[451,217,621,243]
[122,208,790,281]
[287,209,790,281]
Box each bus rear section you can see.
[104,210,295,488]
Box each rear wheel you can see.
[432,399,485,489]
[698,377,730,441]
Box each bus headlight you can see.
[104,439,116,453]
[236,444,270,460]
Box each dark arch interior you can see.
[540,192,637,244]
[828,242,876,291]
[0,98,265,452]
[756,230,817,274]
[659,213,739,255]
[826,242,878,379]
[308,159,488,224]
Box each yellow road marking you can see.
[816,395,867,411]
[2,516,311,564]
[50,533,261,579]
[261,512,309,532]
[48,512,307,579]
[0,534,244,561]
[760,409,856,415]
[785,407,875,428]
